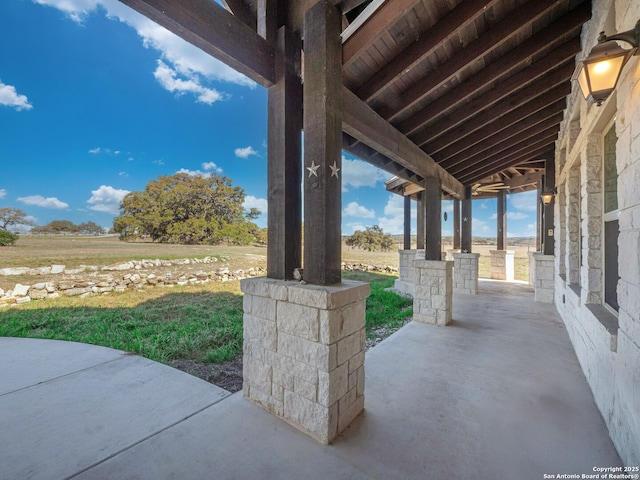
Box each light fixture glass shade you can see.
[574,41,634,105]
[541,191,555,205]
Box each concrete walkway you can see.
[0,280,622,479]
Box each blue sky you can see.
[0,0,538,238]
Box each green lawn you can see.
[0,272,412,366]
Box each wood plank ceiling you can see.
[128,0,591,198]
[339,0,589,197]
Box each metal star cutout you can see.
[463,217,469,222]
[307,161,320,178]
[329,161,340,178]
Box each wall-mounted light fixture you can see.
[573,20,640,105]
[541,188,556,206]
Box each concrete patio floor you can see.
[0,279,622,479]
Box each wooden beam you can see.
[397,2,590,137]
[496,190,506,250]
[416,191,425,250]
[543,156,555,255]
[415,76,571,151]
[459,142,557,185]
[424,177,442,261]
[436,106,565,167]
[439,109,566,171]
[120,0,276,87]
[303,0,343,285]
[267,26,303,280]
[342,87,464,198]
[378,0,561,123]
[355,0,496,102]
[258,0,279,43]
[502,172,543,189]
[453,198,461,250]
[461,187,472,253]
[220,0,256,29]
[404,195,411,250]
[344,137,425,186]
[343,0,422,67]
[455,130,559,182]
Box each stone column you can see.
[453,253,479,295]
[490,250,514,281]
[241,278,370,444]
[533,254,555,303]
[581,134,603,304]
[413,260,453,326]
[394,249,417,297]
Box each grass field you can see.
[0,269,410,365]
[0,235,530,383]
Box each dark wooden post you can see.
[416,191,425,250]
[543,157,555,255]
[424,177,442,260]
[453,198,461,250]
[403,195,411,250]
[461,186,472,253]
[266,26,302,280]
[303,0,342,285]
[536,181,542,251]
[497,190,507,250]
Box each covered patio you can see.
[0,280,621,479]
[112,0,640,462]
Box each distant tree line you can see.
[113,172,265,246]
[31,220,106,235]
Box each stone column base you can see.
[395,249,417,297]
[490,250,515,281]
[413,260,453,326]
[240,278,370,445]
[533,254,554,303]
[453,253,479,295]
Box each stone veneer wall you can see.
[490,250,514,281]
[413,260,453,326]
[452,253,479,295]
[552,0,640,464]
[533,254,554,303]
[240,278,370,445]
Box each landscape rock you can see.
[12,284,30,297]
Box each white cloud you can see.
[342,157,388,192]
[345,222,366,234]
[343,201,375,218]
[243,195,268,213]
[509,190,537,212]
[202,161,223,174]
[0,81,33,111]
[87,185,129,214]
[33,0,102,22]
[33,0,255,103]
[153,60,224,105]
[376,194,407,234]
[472,217,492,235]
[18,195,69,209]
[0,189,6,199]
[118,171,128,177]
[508,211,529,220]
[176,167,211,178]
[234,146,258,159]
[88,147,101,154]
[152,159,164,165]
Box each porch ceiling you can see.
[121,0,590,197]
